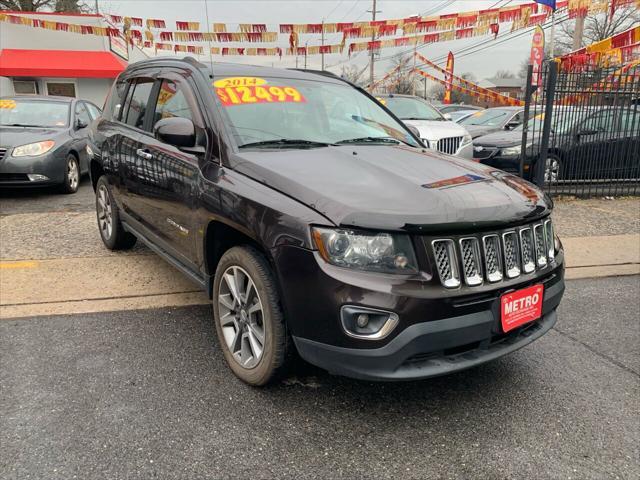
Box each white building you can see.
[0,11,148,106]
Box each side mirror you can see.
[154,116,196,149]
[75,118,88,130]
[505,121,520,130]
[443,113,452,120]
[407,125,421,139]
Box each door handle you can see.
[136,149,153,160]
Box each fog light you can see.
[340,306,399,340]
[356,313,369,328]
[27,174,49,182]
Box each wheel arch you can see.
[90,159,104,191]
[203,220,276,299]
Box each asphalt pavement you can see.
[1,276,638,480]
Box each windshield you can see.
[513,109,590,134]
[460,108,512,127]
[212,76,420,148]
[379,96,443,121]
[0,99,70,127]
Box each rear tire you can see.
[212,246,289,386]
[60,154,80,194]
[95,176,137,250]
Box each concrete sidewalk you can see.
[1,197,639,319]
[1,232,638,319]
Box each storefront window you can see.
[46,82,76,97]
[13,80,38,95]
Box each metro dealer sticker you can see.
[500,284,544,333]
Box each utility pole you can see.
[368,0,380,86]
[321,20,325,71]
[572,14,585,50]
[94,0,99,14]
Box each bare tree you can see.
[557,6,639,52]
[0,0,91,12]
[495,69,516,78]
[428,72,478,104]
[340,64,368,86]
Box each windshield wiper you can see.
[401,117,442,121]
[3,123,49,127]
[239,139,333,149]
[335,136,401,145]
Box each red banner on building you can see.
[530,25,545,87]
[443,51,455,104]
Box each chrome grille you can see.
[432,239,460,288]
[459,238,483,286]
[436,136,463,155]
[482,235,503,282]
[533,224,547,268]
[0,148,7,161]
[519,227,535,273]
[428,219,556,288]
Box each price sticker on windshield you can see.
[0,99,17,110]
[216,85,306,107]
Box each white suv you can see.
[378,94,473,159]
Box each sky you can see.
[97,0,562,82]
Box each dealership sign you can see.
[530,26,545,87]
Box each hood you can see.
[464,124,503,138]
[473,129,523,148]
[402,119,469,141]
[232,145,551,232]
[0,126,66,148]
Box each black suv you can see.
[89,58,565,386]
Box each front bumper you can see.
[275,244,565,381]
[0,150,65,186]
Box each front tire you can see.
[95,176,137,250]
[60,154,80,194]
[212,246,289,386]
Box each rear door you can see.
[116,77,158,222]
[132,72,203,266]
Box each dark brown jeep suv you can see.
[89,57,565,386]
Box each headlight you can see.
[461,133,472,146]
[312,227,419,274]
[12,140,56,157]
[86,144,94,158]
[500,144,522,157]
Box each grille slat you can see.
[533,224,547,268]
[502,231,521,278]
[519,227,536,273]
[459,238,483,286]
[544,219,555,261]
[482,234,503,282]
[432,239,460,288]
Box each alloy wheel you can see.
[97,184,113,240]
[217,265,265,369]
[67,157,79,190]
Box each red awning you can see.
[0,49,127,79]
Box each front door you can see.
[134,75,203,267]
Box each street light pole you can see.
[368,0,380,86]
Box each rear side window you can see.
[103,77,128,120]
[123,78,155,130]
